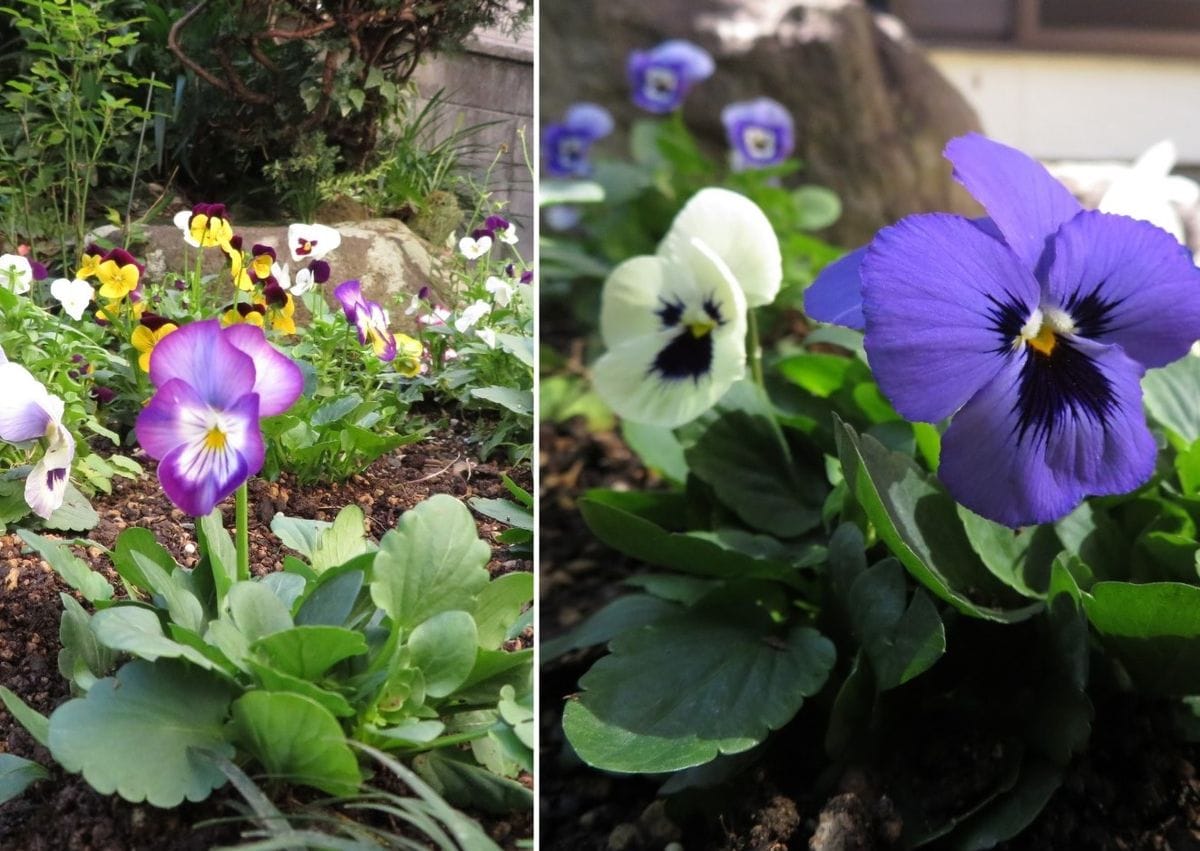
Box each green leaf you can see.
[833,417,1041,622]
[946,759,1062,851]
[792,185,842,230]
[0,686,50,747]
[1083,581,1200,693]
[251,625,368,681]
[1144,354,1200,442]
[473,572,533,650]
[957,506,1059,598]
[621,420,688,484]
[685,411,824,538]
[310,504,370,573]
[579,492,813,581]
[539,178,605,206]
[470,386,532,416]
[48,660,236,807]
[17,530,112,602]
[43,483,99,532]
[371,495,491,631]
[231,691,361,796]
[312,394,363,426]
[227,581,294,641]
[469,497,533,531]
[0,754,48,804]
[244,660,355,718]
[563,590,835,772]
[131,552,205,633]
[58,593,117,691]
[295,564,365,627]
[111,526,176,594]
[541,594,680,661]
[270,513,331,558]
[198,509,237,600]
[413,750,533,814]
[407,611,479,698]
[91,606,226,674]
[848,559,945,690]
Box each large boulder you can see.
[96,219,450,325]
[541,0,983,246]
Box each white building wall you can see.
[928,48,1200,165]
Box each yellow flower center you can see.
[1019,307,1075,358]
[1026,323,1057,356]
[688,321,715,339]
[204,427,227,451]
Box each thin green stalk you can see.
[746,308,765,388]
[235,482,250,581]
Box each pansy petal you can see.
[593,324,745,428]
[221,324,304,416]
[0,362,62,441]
[940,340,1154,527]
[600,255,678,347]
[862,213,1041,422]
[564,103,615,139]
[25,427,74,519]
[1044,209,1200,369]
[148,319,256,410]
[659,188,781,308]
[945,133,1081,271]
[154,391,263,517]
[650,39,715,81]
[804,247,867,330]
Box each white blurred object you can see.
[1098,140,1199,245]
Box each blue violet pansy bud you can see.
[804,132,1200,527]
[721,97,795,171]
[627,39,714,114]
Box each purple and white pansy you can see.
[721,97,795,171]
[135,320,303,516]
[542,103,614,179]
[0,348,76,518]
[334,280,397,362]
[804,133,1200,527]
[287,223,341,263]
[627,39,714,114]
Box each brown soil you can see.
[1,417,532,850]
[539,417,1200,851]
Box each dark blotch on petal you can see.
[1015,341,1116,443]
[1062,287,1126,338]
[46,468,66,489]
[702,297,724,324]
[656,296,685,328]
[651,328,713,382]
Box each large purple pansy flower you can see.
[542,103,614,179]
[721,97,794,171]
[627,40,714,114]
[804,133,1200,527]
[135,320,303,516]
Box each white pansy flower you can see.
[454,299,492,333]
[0,254,33,295]
[50,278,95,321]
[459,235,493,260]
[485,276,514,307]
[287,223,342,263]
[592,188,781,427]
[1098,139,1199,246]
[498,222,519,245]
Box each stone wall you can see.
[412,17,535,231]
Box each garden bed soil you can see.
[540,417,1200,851]
[0,416,532,851]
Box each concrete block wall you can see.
[412,18,534,232]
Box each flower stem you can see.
[747,308,765,388]
[235,481,250,582]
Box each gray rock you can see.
[93,219,451,322]
[541,0,982,246]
